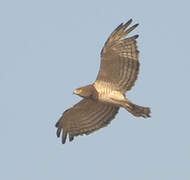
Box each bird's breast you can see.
[93,81,125,105]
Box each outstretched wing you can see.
[95,19,140,93]
[55,99,119,144]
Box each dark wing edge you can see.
[96,19,140,93]
[101,19,139,56]
[55,99,119,144]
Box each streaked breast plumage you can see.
[94,81,126,105]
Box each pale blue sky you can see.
[0,0,190,179]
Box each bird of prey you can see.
[55,19,151,144]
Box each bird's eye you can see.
[78,89,83,93]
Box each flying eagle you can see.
[55,19,151,144]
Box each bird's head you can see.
[73,88,84,95]
[73,85,97,99]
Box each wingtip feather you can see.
[56,128,61,137]
[124,23,139,35]
[124,19,133,26]
[134,34,139,39]
[69,134,74,142]
[62,130,67,144]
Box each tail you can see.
[124,100,151,118]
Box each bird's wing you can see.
[55,99,119,144]
[95,19,140,93]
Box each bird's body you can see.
[55,19,151,144]
[93,81,126,106]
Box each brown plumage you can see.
[55,19,151,144]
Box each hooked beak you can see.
[73,88,82,95]
[73,89,78,95]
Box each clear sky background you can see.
[0,0,190,179]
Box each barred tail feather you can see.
[124,101,151,118]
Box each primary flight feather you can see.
[55,19,151,144]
